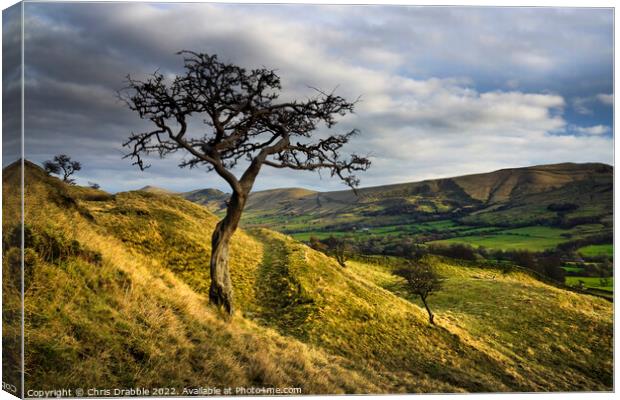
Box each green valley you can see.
[180,163,613,298]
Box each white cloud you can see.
[511,51,555,71]
[357,47,404,69]
[597,93,613,106]
[571,125,611,136]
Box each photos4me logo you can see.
[2,381,17,394]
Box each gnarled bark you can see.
[208,159,259,314]
[209,191,246,314]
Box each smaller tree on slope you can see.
[396,263,443,325]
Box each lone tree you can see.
[320,236,353,267]
[120,51,370,314]
[43,154,82,184]
[396,263,443,325]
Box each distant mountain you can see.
[449,162,612,203]
[181,162,613,230]
[139,185,176,195]
[182,188,230,210]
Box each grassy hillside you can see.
[139,185,176,195]
[2,161,23,394]
[5,162,384,393]
[348,256,613,390]
[182,188,229,211]
[184,162,611,225]
[181,163,612,255]
[2,161,613,393]
[451,162,609,203]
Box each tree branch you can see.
[119,51,369,195]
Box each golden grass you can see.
[6,163,389,394]
[2,161,613,394]
[348,256,613,391]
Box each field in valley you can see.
[202,165,612,299]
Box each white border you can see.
[0,2,616,400]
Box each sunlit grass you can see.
[565,276,613,292]
[3,162,613,394]
[578,244,613,258]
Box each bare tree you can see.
[119,51,370,314]
[43,154,82,184]
[396,263,443,325]
[322,236,353,267]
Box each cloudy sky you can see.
[4,2,614,193]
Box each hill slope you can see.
[182,162,612,233]
[2,161,613,393]
[138,185,176,195]
[182,188,229,211]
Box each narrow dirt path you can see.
[250,231,316,339]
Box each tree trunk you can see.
[209,190,246,314]
[208,154,264,315]
[421,296,434,325]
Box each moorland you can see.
[1,160,613,394]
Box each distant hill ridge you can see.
[448,162,612,203]
[139,185,175,195]
[179,162,612,219]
